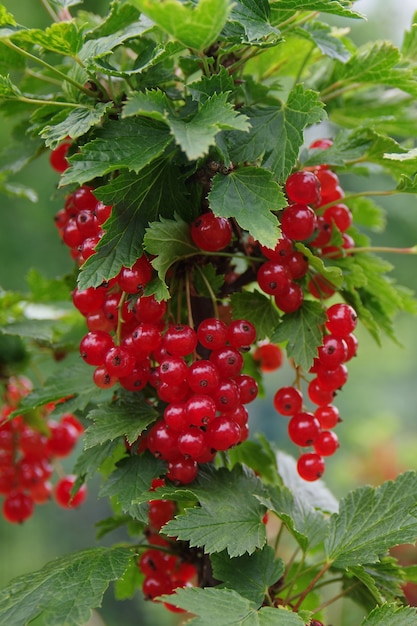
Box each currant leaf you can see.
[211,546,285,605]
[40,102,113,149]
[0,547,134,626]
[84,395,158,448]
[130,0,233,51]
[60,117,173,187]
[360,603,417,626]
[325,470,417,568]
[208,166,284,248]
[271,301,326,371]
[163,464,267,557]
[230,291,281,341]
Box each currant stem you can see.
[312,582,360,614]
[3,40,95,98]
[194,265,220,319]
[115,291,128,346]
[39,0,60,21]
[292,560,332,611]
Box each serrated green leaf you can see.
[73,439,121,481]
[88,1,141,37]
[131,0,233,51]
[163,464,267,557]
[0,546,134,626]
[395,173,417,193]
[211,546,285,605]
[226,86,325,181]
[230,290,281,341]
[168,93,249,160]
[271,300,326,371]
[208,167,284,248]
[193,263,225,298]
[360,603,417,626]
[122,88,171,121]
[114,555,143,600]
[188,67,235,102]
[296,243,343,288]
[222,0,281,46]
[259,483,329,551]
[347,195,386,232]
[11,21,83,57]
[160,587,307,625]
[143,216,199,299]
[77,160,192,290]
[78,20,152,65]
[84,395,158,448]
[299,21,351,62]
[16,361,105,414]
[99,453,166,519]
[60,117,173,187]
[325,471,417,568]
[40,102,113,148]
[0,5,17,26]
[347,558,406,608]
[270,0,362,20]
[229,439,280,485]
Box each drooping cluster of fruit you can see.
[138,477,198,612]
[49,136,358,485]
[0,375,86,523]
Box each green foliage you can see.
[0,0,417,624]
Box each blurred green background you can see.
[0,1,417,625]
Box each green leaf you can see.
[227,86,325,180]
[99,453,166,519]
[271,300,326,371]
[221,0,281,46]
[84,395,158,448]
[168,93,249,160]
[87,1,141,37]
[228,438,280,486]
[299,21,351,62]
[163,464,267,557]
[0,74,21,99]
[325,471,417,568]
[130,0,233,51]
[193,263,225,298]
[270,0,362,20]
[122,88,172,122]
[114,556,143,600]
[347,558,406,607]
[0,319,56,342]
[188,67,235,102]
[77,160,192,290]
[295,243,343,288]
[208,166,284,248]
[40,102,113,149]
[11,21,83,56]
[360,603,417,626]
[348,195,386,232]
[78,20,153,65]
[230,290,281,341]
[211,546,285,605]
[0,546,133,626]
[161,587,307,625]
[16,361,105,415]
[395,173,417,193]
[143,215,199,299]
[73,439,122,482]
[60,117,173,187]
[260,483,329,551]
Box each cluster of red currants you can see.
[273,301,358,481]
[54,184,112,267]
[138,478,197,611]
[0,375,86,523]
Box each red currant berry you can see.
[3,490,34,523]
[54,475,87,508]
[166,457,198,485]
[257,261,291,296]
[285,171,321,205]
[80,331,114,366]
[314,430,339,456]
[163,325,198,357]
[118,255,153,294]
[273,386,303,416]
[274,281,304,313]
[325,303,357,337]
[209,346,244,378]
[177,427,207,459]
[314,404,341,429]
[297,452,325,481]
[187,360,220,394]
[323,203,352,232]
[104,345,136,378]
[288,412,321,447]
[253,343,283,372]
[185,394,216,427]
[280,204,317,241]
[197,318,228,350]
[49,141,71,173]
[227,319,256,349]
[259,236,293,262]
[133,294,167,324]
[317,335,348,369]
[205,416,241,451]
[191,212,232,252]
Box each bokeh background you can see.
[0,1,417,625]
